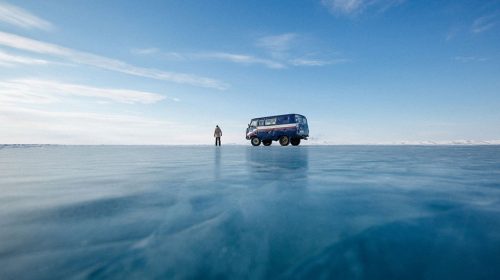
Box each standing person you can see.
[214,125,222,146]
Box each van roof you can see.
[251,113,306,121]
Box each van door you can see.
[247,120,258,138]
[256,119,266,139]
[264,117,277,140]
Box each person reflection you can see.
[214,148,221,179]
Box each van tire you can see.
[263,140,272,146]
[251,137,261,146]
[291,138,301,146]
[279,136,289,146]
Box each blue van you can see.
[246,114,309,146]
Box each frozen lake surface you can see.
[1,145,500,279]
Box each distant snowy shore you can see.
[2,140,500,147]
[304,139,500,145]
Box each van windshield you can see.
[250,120,258,127]
[295,115,307,124]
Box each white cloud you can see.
[132,33,346,69]
[290,57,349,66]
[322,0,364,14]
[472,14,497,34]
[255,33,348,67]
[133,48,285,69]
[0,105,253,145]
[132,48,186,60]
[0,49,50,66]
[453,56,488,63]
[255,33,297,53]
[197,52,285,69]
[0,78,170,104]
[445,28,459,41]
[321,0,404,16]
[131,47,160,55]
[0,106,192,144]
[0,31,229,90]
[0,2,53,31]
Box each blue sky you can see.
[0,0,499,144]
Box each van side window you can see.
[258,120,264,126]
[265,118,276,126]
[277,115,290,124]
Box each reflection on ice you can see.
[246,146,309,184]
[0,145,499,279]
[286,206,500,279]
[214,148,221,179]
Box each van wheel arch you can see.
[251,137,261,146]
[279,136,290,146]
[291,138,301,146]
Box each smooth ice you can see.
[1,145,500,279]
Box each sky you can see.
[0,0,499,144]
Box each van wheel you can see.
[279,136,289,146]
[263,140,272,146]
[291,138,301,146]
[251,137,261,146]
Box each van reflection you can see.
[246,147,309,183]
